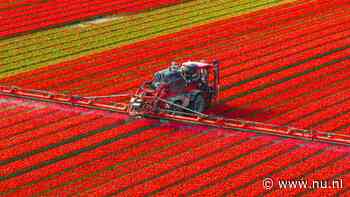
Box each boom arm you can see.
[0,85,349,146]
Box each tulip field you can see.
[0,0,349,196]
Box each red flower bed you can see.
[61,11,350,97]
[2,0,338,87]
[269,87,350,126]
[0,110,74,144]
[120,138,295,196]
[251,76,350,122]
[0,118,154,192]
[1,0,350,196]
[276,156,349,196]
[76,132,255,196]
[0,0,184,37]
[313,112,350,133]
[220,60,350,119]
[259,149,346,196]
[0,107,58,139]
[44,127,208,196]
[0,112,100,149]
[303,171,350,196]
[291,98,350,129]
[0,116,125,175]
[185,139,303,197]
[16,126,194,196]
[228,144,326,197]
[0,0,44,11]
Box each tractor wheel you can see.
[191,94,206,113]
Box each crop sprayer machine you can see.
[1,60,349,146]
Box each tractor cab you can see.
[151,65,186,92]
[129,60,220,115]
[180,61,211,84]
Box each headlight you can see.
[132,102,142,107]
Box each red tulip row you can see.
[0,110,75,145]
[258,148,346,196]
[0,0,44,11]
[0,0,348,183]
[268,88,350,126]
[0,118,154,192]
[1,1,350,196]
[0,114,126,175]
[46,7,350,94]
[251,76,350,123]
[0,104,33,119]
[183,139,305,197]
[0,107,58,139]
[0,119,166,193]
[80,11,350,97]
[75,132,257,196]
[0,111,100,149]
[1,0,337,86]
[217,144,325,197]
[119,138,298,196]
[277,156,349,196]
[266,86,350,125]
[44,127,209,196]
[201,34,350,117]
[231,145,344,196]
[60,9,350,97]
[0,0,239,63]
[16,126,199,196]
[196,147,338,197]
[75,13,350,96]
[313,112,350,133]
[0,0,183,37]
[302,170,350,197]
[220,61,350,120]
[291,97,350,129]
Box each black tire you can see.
[191,94,206,113]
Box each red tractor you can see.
[129,60,220,116]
